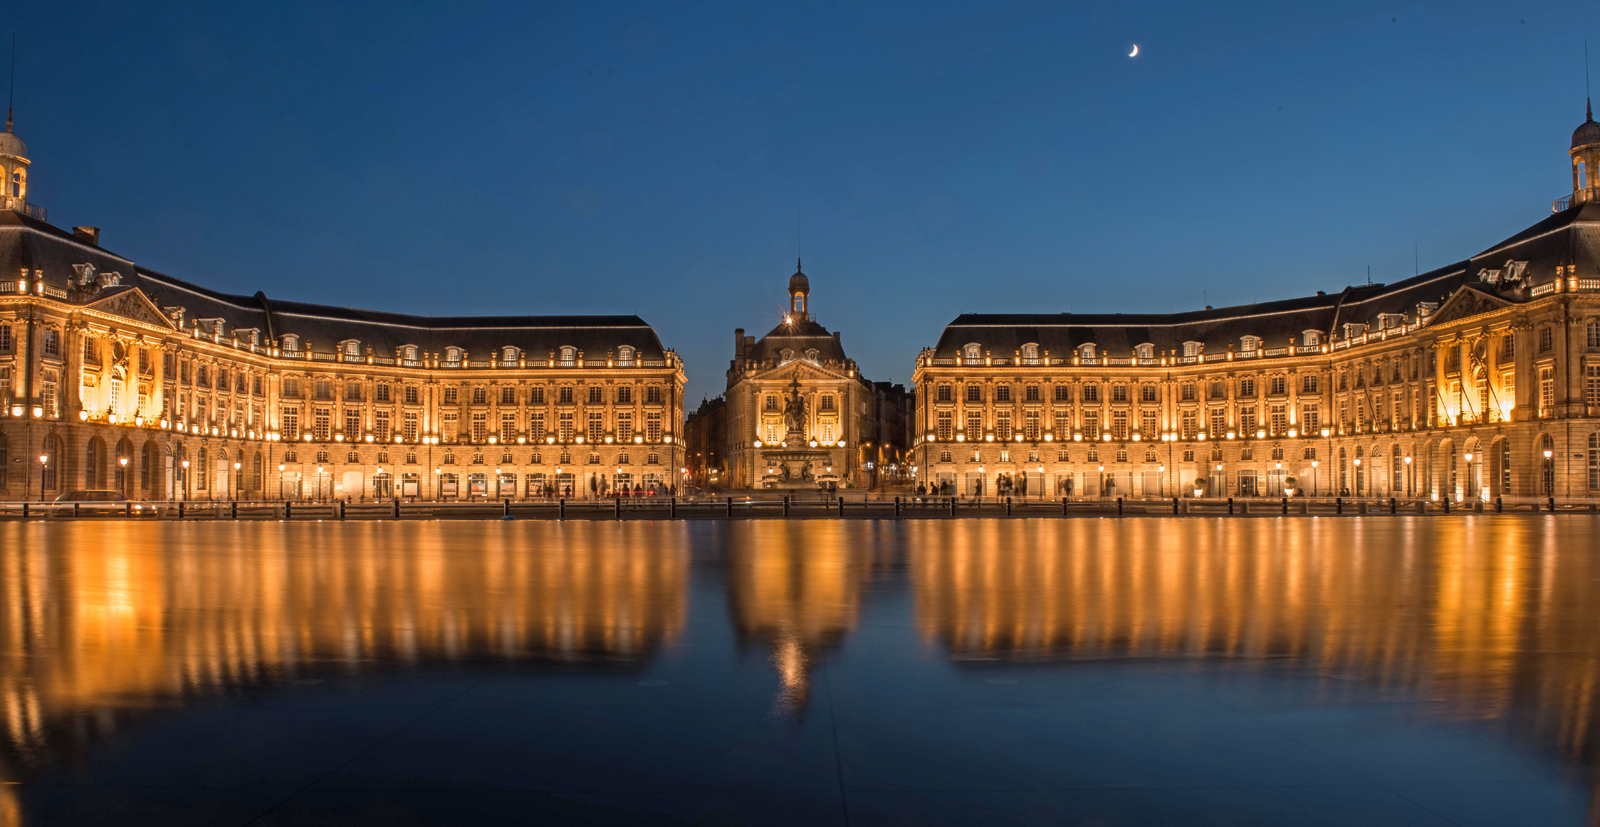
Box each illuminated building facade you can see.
[0,118,686,501]
[720,262,906,489]
[911,108,1600,502]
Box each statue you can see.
[800,464,814,482]
[782,378,807,438]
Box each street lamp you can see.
[1464,452,1473,501]
[1404,455,1413,497]
[1353,457,1362,497]
[119,456,129,498]
[38,454,48,503]
[234,461,242,501]
[181,459,190,503]
[1312,460,1319,496]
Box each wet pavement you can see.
[0,517,1595,825]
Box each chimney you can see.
[73,226,100,246]
[734,328,744,358]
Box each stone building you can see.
[720,262,903,490]
[0,117,686,502]
[682,395,727,489]
[910,105,1600,502]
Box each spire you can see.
[6,33,14,133]
[796,256,802,273]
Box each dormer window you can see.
[1240,336,1260,354]
[617,346,635,366]
[343,340,361,358]
[502,346,518,362]
[1182,341,1201,358]
[1020,343,1039,363]
[558,346,576,365]
[1078,343,1097,359]
[445,347,463,366]
[780,348,795,363]
[1302,330,1322,347]
[281,335,299,353]
[804,348,819,363]
[962,343,982,361]
[401,345,419,364]
[1135,343,1155,360]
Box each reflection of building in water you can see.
[910,519,1600,765]
[0,522,687,781]
[726,522,878,714]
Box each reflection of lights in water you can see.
[769,635,809,716]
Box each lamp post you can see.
[1353,457,1362,498]
[278,463,286,500]
[1464,452,1473,501]
[1404,455,1413,497]
[119,456,129,498]
[181,459,190,503]
[234,461,242,502]
[38,453,48,502]
[1312,460,1319,497]
[1542,447,1554,497]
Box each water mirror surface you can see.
[0,518,1596,826]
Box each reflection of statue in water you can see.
[783,378,807,438]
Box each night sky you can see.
[8,1,1594,402]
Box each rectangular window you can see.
[1540,367,1555,417]
[472,386,488,405]
[1270,404,1288,435]
[966,384,982,403]
[995,385,1012,403]
[500,412,516,442]
[616,385,632,404]
[1140,384,1157,403]
[937,384,953,402]
[1588,365,1600,406]
[1539,327,1553,353]
[375,383,391,403]
[43,328,59,356]
[1239,407,1257,435]
[530,412,545,441]
[1082,384,1100,403]
[1180,410,1197,440]
[1301,403,1319,434]
[1179,383,1194,402]
[558,386,573,404]
[1024,385,1040,402]
[443,386,459,404]
[936,411,953,441]
[646,386,664,404]
[820,395,836,411]
[0,324,10,351]
[403,411,419,442]
[966,411,983,439]
[344,408,361,438]
[1140,410,1157,438]
[617,411,633,442]
[1024,410,1040,440]
[375,410,392,442]
[646,412,662,442]
[1083,410,1100,441]
[281,408,300,441]
[587,411,604,443]
[1269,376,1286,395]
[441,412,459,443]
[819,421,836,444]
[1053,384,1071,403]
[1054,410,1070,438]
[313,408,331,441]
[1113,384,1129,403]
[558,412,573,442]
[1209,408,1226,438]
[1111,410,1128,440]
[995,411,1012,441]
[500,386,516,405]
[472,412,488,442]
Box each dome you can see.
[788,259,809,293]
[1574,103,1600,150]
[0,128,25,159]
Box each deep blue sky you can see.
[10,1,1595,402]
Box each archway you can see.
[1463,437,1482,501]
[85,436,106,490]
[115,438,134,496]
[1539,433,1555,497]
[1437,438,1455,501]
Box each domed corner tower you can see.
[0,107,29,214]
[1569,99,1600,209]
[787,258,811,322]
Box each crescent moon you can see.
[1128,44,1139,57]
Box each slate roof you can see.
[0,209,671,361]
[931,201,1600,360]
[745,318,848,365]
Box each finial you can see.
[6,33,13,133]
[796,256,802,273]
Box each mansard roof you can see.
[931,201,1600,360]
[0,209,672,362]
[747,317,848,365]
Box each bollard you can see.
[558,498,565,521]
[284,501,290,520]
[1227,497,1234,515]
[838,497,845,517]
[1062,496,1069,516]
[179,501,185,519]
[1006,496,1012,517]
[504,499,511,517]
[339,501,346,520]
[231,501,238,519]
[950,496,956,517]
[784,496,790,517]
[670,496,676,519]
[20,503,26,518]
[73,502,80,518]
[1117,497,1124,516]
[894,496,900,517]
[1495,496,1503,513]
[1390,497,1396,515]
[726,496,733,518]
[394,499,401,519]
[1443,498,1450,514]
[1173,497,1179,515]
[126,502,132,519]
[1549,497,1557,512]
[614,497,621,520]
[1282,497,1289,515]
[1335,497,1342,515]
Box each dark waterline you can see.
[0,518,1595,826]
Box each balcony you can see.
[2,196,46,221]
[1552,186,1600,213]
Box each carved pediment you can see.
[751,359,850,383]
[85,287,177,329]
[1424,286,1511,328]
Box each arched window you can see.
[282,335,299,353]
[10,167,24,199]
[1540,433,1556,495]
[42,434,60,491]
[344,340,361,358]
[962,343,981,361]
[196,447,209,491]
[1078,343,1097,360]
[115,438,133,492]
[445,347,463,366]
[86,437,106,489]
[617,346,635,365]
[559,346,576,365]
[1135,344,1154,360]
[502,346,518,362]
[1020,343,1039,363]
